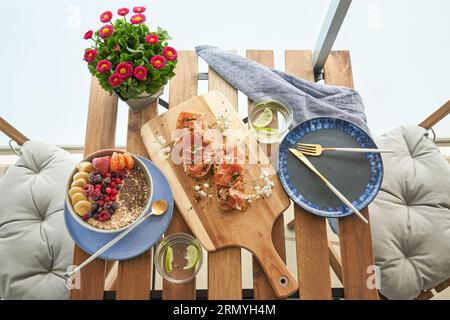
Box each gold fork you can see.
[296,143,394,157]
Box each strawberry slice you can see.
[92,156,111,176]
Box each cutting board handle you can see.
[250,237,299,298]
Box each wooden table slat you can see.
[162,50,198,300]
[285,50,332,300]
[323,51,379,300]
[70,77,118,300]
[207,64,243,300]
[115,104,158,300]
[246,50,287,300]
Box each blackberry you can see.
[88,172,103,185]
[116,184,122,190]
[102,177,111,186]
[90,203,99,213]
[111,172,117,178]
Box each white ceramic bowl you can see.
[66,149,153,233]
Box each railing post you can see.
[313,0,352,81]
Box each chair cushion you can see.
[370,125,450,299]
[0,141,77,299]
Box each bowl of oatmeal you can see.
[66,149,153,233]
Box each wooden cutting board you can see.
[141,90,297,298]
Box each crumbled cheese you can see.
[194,184,212,199]
[245,173,275,202]
[157,135,171,159]
[217,109,231,130]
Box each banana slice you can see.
[71,192,87,206]
[68,186,84,198]
[74,200,92,216]
[77,161,95,173]
[73,171,89,181]
[71,178,87,188]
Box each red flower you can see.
[99,25,114,39]
[150,55,166,69]
[83,30,93,40]
[162,46,177,61]
[134,66,147,80]
[100,11,113,23]
[145,34,159,44]
[118,8,129,16]
[130,13,146,24]
[133,6,146,13]
[108,73,123,88]
[84,49,97,63]
[115,62,133,79]
[96,59,112,74]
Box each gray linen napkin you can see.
[195,45,370,135]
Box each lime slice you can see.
[165,246,173,273]
[183,245,199,270]
[252,108,273,128]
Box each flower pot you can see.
[115,87,164,113]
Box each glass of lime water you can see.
[249,100,293,144]
[155,233,203,284]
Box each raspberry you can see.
[84,184,94,195]
[89,189,101,201]
[115,178,122,184]
[98,210,111,222]
[110,181,116,188]
[111,188,118,196]
[105,187,112,194]
[98,200,104,206]
[111,196,117,202]
[82,214,90,221]
[105,172,111,178]
[105,196,111,202]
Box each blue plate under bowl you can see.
[64,156,174,261]
[278,117,383,218]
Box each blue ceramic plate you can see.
[64,157,174,261]
[279,117,383,218]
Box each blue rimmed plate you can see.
[64,156,174,261]
[278,117,383,218]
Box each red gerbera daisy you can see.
[115,62,133,80]
[108,73,123,88]
[134,66,147,80]
[100,11,113,23]
[96,59,112,74]
[99,25,114,39]
[84,49,97,63]
[118,8,129,16]
[133,6,146,13]
[130,13,146,24]
[145,34,159,44]
[162,46,178,61]
[150,55,166,69]
[83,30,93,40]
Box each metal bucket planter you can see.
[115,87,164,113]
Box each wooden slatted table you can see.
[70,50,378,300]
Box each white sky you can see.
[1,0,449,147]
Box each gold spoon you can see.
[67,199,168,278]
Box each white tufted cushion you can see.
[370,126,450,300]
[0,141,77,299]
